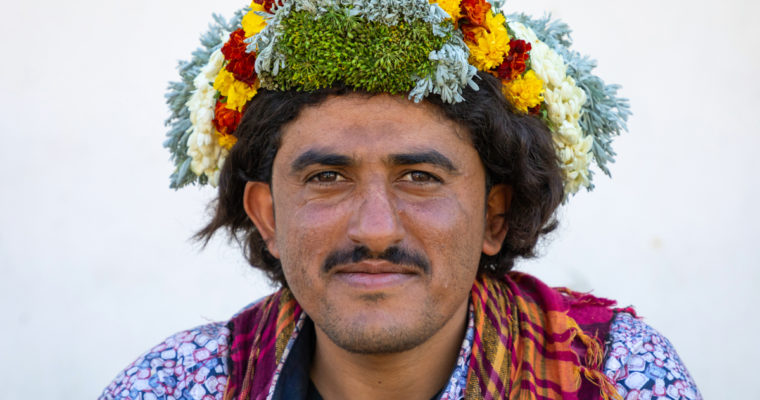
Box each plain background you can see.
[1,0,757,398]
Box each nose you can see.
[346,181,405,253]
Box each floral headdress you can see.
[165,0,630,196]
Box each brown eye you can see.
[308,171,345,183]
[401,171,441,183]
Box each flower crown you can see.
[165,0,630,196]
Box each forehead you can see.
[276,94,474,162]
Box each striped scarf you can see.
[223,272,622,400]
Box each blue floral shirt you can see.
[100,311,701,400]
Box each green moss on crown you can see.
[265,9,451,93]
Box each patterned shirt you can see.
[100,310,701,400]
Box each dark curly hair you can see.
[196,72,564,287]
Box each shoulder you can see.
[99,321,230,400]
[603,312,702,400]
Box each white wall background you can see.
[1,0,756,398]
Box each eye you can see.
[399,171,441,183]
[307,171,346,183]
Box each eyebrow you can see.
[291,149,355,174]
[388,150,458,173]
[289,148,459,175]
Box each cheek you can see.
[275,199,353,283]
[401,196,483,253]
[400,196,484,286]
[285,200,353,248]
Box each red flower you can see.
[222,29,258,85]
[460,24,480,43]
[226,58,257,85]
[496,39,532,82]
[253,0,283,13]
[460,0,490,28]
[222,29,247,60]
[213,99,243,135]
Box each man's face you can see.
[247,94,506,354]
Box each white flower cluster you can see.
[509,21,592,195]
[186,49,227,187]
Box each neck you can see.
[309,299,469,400]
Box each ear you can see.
[482,184,512,256]
[243,181,280,259]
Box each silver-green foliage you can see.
[510,13,632,180]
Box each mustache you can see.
[322,246,431,275]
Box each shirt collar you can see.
[268,302,475,400]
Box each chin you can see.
[323,321,434,355]
[316,306,442,355]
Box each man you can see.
[102,0,701,398]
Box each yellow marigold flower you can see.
[242,2,268,38]
[213,69,258,111]
[225,80,258,111]
[503,70,545,113]
[466,12,509,71]
[217,131,238,150]
[213,68,235,95]
[430,0,462,21]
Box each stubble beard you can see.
[314,296,445,355]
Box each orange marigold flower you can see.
[222,29,258,85]
[213,99,243,136]
[460,0,490,28]
[461,24,479,43]
[496,39,532,82]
